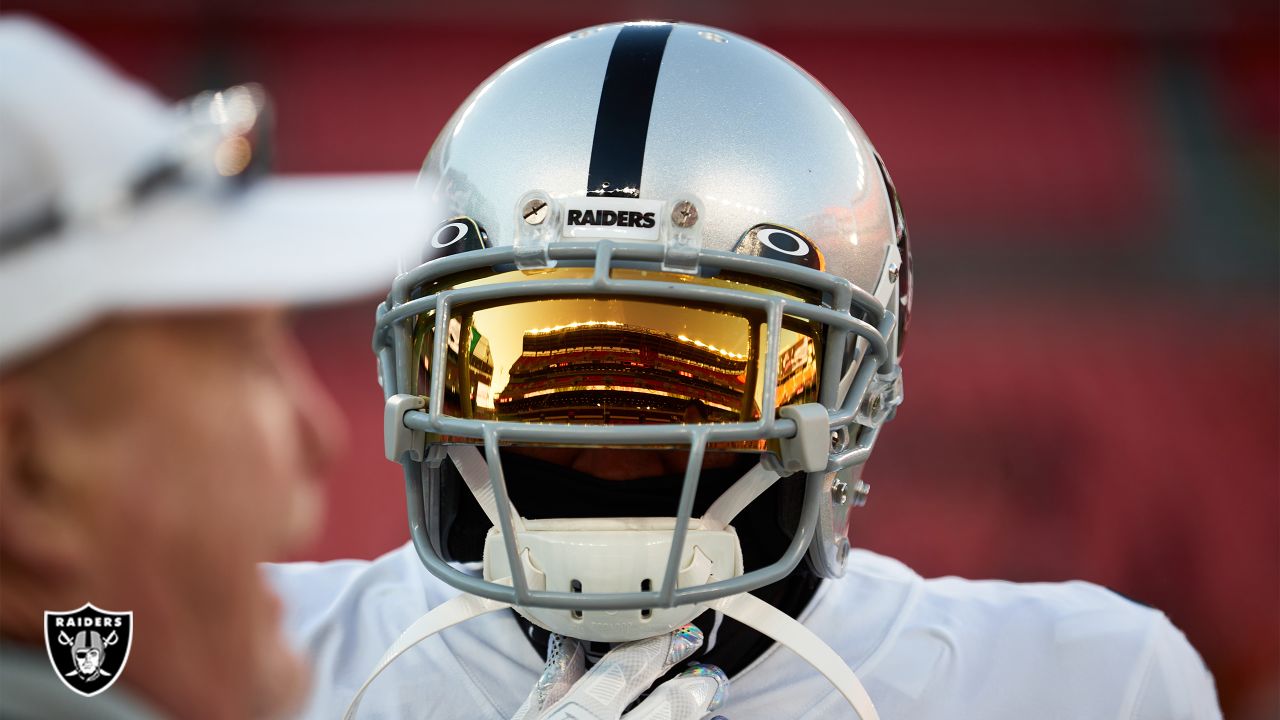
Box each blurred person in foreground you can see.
[0,17,423,719]
[268,21,1222,720]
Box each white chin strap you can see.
[343,446,879,719]
[342,589,879,720]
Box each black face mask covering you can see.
[436,449,822,680]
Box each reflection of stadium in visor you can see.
[409,268,823,447]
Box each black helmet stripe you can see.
[586,23,674,199]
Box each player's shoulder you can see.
[265,541,455,633]
[830,550,1221,719]
[917,561,1156,644]
[843,548,1158,649]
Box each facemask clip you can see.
[384,393,425,462]
[778,402,832,474]
[514,191,559,269]
[661,196,704,275]
[855,366,903,428]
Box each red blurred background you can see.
[11,1,1276,716]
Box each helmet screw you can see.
[830,427,851,452]
[851,479,871,507]
[887,263,900,283]
[832,479,849,505]
[522,198,549,225]
[865,394,883,417]
[671,200,699,228]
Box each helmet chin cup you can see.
[482,518,744,643]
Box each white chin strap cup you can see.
[342,589,880,720]
[482,517,744,643]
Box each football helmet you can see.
[376,20,910,645]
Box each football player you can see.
[269,21,1221,720]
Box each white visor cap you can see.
[0,16,430,368]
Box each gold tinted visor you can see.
[411,268,822,446]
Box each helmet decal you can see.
[732,223,826,272]
[586,23,674,198]
[425,216,487,261]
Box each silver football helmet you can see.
[376,20,911,644]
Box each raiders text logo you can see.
[561,198,664,241]
[566,209,656,229]
[44,603,134,697]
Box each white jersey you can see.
[266,542,1220,720]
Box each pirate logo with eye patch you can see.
[44,603,133,697]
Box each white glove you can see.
[511,624,729,720]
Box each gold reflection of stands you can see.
[497,324,753,424]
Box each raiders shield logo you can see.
[44,603,133,697]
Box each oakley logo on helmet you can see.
[44,603,133,697]
[430,221,470,248]
[732,223,826,271]
[425,217,488,261]
[759,228,809,256]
